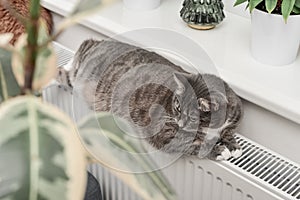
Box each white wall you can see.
[223,0,250,18]
[53,14,107,51]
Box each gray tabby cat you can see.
[56,39,243,160]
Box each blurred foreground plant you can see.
[0,0,176,199]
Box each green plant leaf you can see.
[234,0,248,6]
[0,48,21,103]
[0,97,87,200]
[34,21,57,90]
[249,0,264,12]
[293,5,300,13]
[12,22,57,91]
[266,0,278,13]
[78,113,177,200]
[282,0,296,22]
[295,0,300,8]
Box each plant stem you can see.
[23,0,40,93]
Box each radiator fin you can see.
[53,42,74,67]
[228,136,300,199]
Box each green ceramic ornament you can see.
[180,0,225,30]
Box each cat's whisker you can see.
[162,116,173,120]
[164,120,176,123]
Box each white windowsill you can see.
[41,0,300,124]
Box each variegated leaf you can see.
[0,97,87,200]
[11,34,25,88]
[12,21,57,91]
[78,113,177,200]
[0,48,21,103]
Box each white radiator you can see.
[43,42,300,200]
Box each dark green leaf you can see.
[295,0,300,8]
[293,5,300,13]
[234,0,248,6]
[249,0,264,12]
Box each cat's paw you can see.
[216,147,231,161]
[231,149,243,159]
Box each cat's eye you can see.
[176,104,181,112]
[174,98,181,112]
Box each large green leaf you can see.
[249,0,264,12]
[234,0,248,6]
[282,0,296,21]
[0,97,87,200]
[0,49,21,103]
[265,0,278,13]
[78,113,177,200]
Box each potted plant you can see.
[0,0,176,199]
[234,0,300,66]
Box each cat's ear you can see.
[173,73,188,95]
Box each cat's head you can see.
[171,73,228,133]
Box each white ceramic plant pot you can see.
[123,0,161,11]
[251,9,300,66]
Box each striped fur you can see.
[56,39,243,159]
